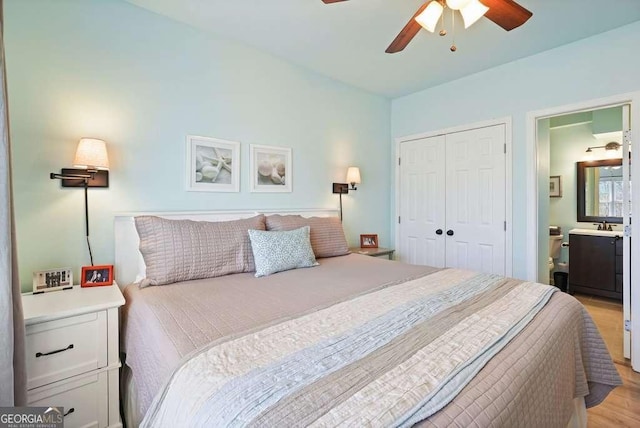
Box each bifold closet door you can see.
[445,125,506,274]
[398,124,506,274]
[399,135,446,267]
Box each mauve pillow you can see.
[265,215,349,258]
[135,215,266,287]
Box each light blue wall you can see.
[391,21,640,280]
[6,0,391,292]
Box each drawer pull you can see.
[63,408,75,417]
[35,344,74,358]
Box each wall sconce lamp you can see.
[346,166,361,191]
[332,166,361,221]
[49,138,110,266]
[585,142,621,160]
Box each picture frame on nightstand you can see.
[32,267,73,294]
[360,234,379,248]
[81,265,114,287]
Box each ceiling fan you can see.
[321,0,533,53]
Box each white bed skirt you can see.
[567,397,588,428]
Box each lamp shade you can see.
[605,143,621,159]
[346,167,361,184]
[584,148,594,161]
[73,138,109,170]
[460,0,489,28]
[446,0,472,10]
[415,1,444,33]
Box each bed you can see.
[115,210,621,428]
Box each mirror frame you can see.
[576,158,625,224]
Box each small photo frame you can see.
[186,135,240,192]
[360,234,379,248]
[81,265,114,287]
[249,144,292,192]
[32,268,73,294]
[550,175,562,197]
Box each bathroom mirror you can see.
[576,158,630,223]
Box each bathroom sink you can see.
[569,228,623,237]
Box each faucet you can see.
[595,221,612,231]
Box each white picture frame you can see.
[186,135,240,192]
[249,144,292,193]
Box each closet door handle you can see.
[435,229,443,235]
[446,230,454,236]
[63,408,75,417]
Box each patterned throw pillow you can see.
[135,215,266,287]
[248,226,319,277]
[265,215,349,258]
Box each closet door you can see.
[445,125,506,274]
[398,135,446,267]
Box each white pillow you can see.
[248,226,318,277]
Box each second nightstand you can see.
[350,247,395,260]
[22,284,125,428]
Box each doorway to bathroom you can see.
[527,93,638,371]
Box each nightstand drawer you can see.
[28,371,108,428]
[26,311,107,390]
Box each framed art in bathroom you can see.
[549,175,562,197]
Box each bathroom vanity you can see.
[568,229,624,300]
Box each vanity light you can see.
[584,147,594,161]
[605,142,621,159]
[50,138,110,266]
[584,142,621,160]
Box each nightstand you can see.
[22,284,125,428]
[350,247,395,260]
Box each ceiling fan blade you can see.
[481,0,532,31]
[321,0,349,3]
[385,2,430,54]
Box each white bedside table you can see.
[22,284,125,428]
[349,247,395,260]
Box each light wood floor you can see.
[574,294,625,365]
[574,294,640,427]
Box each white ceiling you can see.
[125,0,640,98]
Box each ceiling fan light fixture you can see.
[460,0,489,28]
[445,0,472,11]
[415,1,444,33]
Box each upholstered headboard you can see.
[113,209,340,288]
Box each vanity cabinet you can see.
[569,233,623,300]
